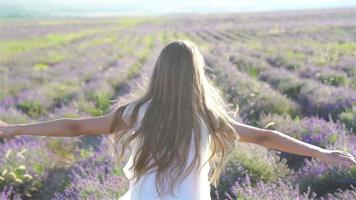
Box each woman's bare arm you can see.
[0,110,117,137]
[259,129,325,158]
[232,121,356,166]
[231,121,270,145]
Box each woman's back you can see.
[119,100,212,200]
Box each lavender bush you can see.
[292,158,356,198]
[0,186,22,200]
[52,143,128,200]
[0,106,29,126]
[298,65,349,87]
[290,134,356,198]
[1,8,356,200]
[206,54,301,125]
[227,174,317,200]
[0,136,82,198]
[214,142,292,197]
[259,67,356,120]
[258,113,351,170]
[228,54,269,78]
[338,106,356,134]
[227,175,356,200]
[320,185,356,200]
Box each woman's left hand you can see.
[319,149,356,167]
[0,120,17,138]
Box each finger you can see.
[339,153,354,159]
[341,151,353,157]
[348,154,356,163]
[343,152,356,160]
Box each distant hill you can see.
[0,1,149,18]
[0,0,356,18]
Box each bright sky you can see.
[2,0,356,15]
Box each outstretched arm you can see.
[232,121,356,167]
[0,109,117,137]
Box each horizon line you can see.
[1,5,356,19]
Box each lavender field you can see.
[1,7,356,200]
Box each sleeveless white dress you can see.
[119,100,212,200]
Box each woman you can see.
[1,39,355,200]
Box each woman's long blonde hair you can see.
[108,39,240,197]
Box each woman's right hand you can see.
[0,120,18,138]
[318,149,356,167]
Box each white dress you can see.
[119,100,212,200]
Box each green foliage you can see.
[17,101,46,117]
[284,50,306,62]
[244,91,301,125]
[216,143,291,197]
[116,17,147,27]
[0,109,29,124]
[308,42,356,66]
[264,74,306,99]
[79,83,113,116]
[117,36,135,55]
[46,138,78,164]
[127,63,141,79]
[316,72,348,86]
[43,81,80,106]
[0,29,101,58]
[229,55,268,78]
[79,34,118,49]
[77,100,102,116]
[267,55,300,70]
[87,91,112,116]
[33,63,48,71]
[338,107,356,133]
[298,166,356,198]
[0,148,50,198]
[279,79,306,99]
[138,34,155,58]
[213,67,301,125]
[247,40,263,50]
[79,148,95,160]
[38,50,69,64]
[127,34,154,79]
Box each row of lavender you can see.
[0,18,181,199]
[228,52,355,132]
[187,10,356,199]
[201,46,356,199]
[53,16,356,199]
[1,8,356,199]
[1,20,157,122]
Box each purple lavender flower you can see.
[228,174,317,200]
[259,113,352,171]
[289,133,356,198]
[259,67,356,120]
[0,186,22,200]
[0,136,81,198]
[52,144,128,200]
